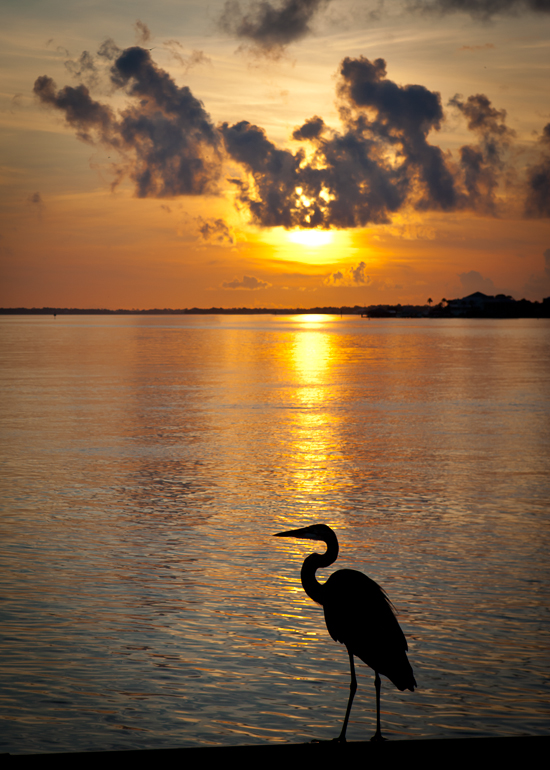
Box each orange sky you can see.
[1,0,549,308]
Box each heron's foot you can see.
[310,737,346,744]
[370,731,387,743]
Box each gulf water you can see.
[1,314,549,753]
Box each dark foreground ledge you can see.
[4,736,548,766]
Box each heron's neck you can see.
[301,538,338,605]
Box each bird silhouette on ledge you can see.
[274,524,416,742]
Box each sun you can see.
[287,229,333,248]
[259,226,351,265]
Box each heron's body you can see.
[275,524,415,741]
[323,569,415,692]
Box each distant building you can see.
[447,292,515,317]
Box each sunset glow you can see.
[1,1,549,309]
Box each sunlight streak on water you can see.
[1,315,549,753]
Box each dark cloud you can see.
[219,0,329,55]
[409,0,550,19]
[449,93,515,213]
[34,45,221,197]
[525,160,550,217]
[222,274,271,289]
[197,217,235,244]
[35,46,535,228]
[221,120,304,227]
[449,93,512,140]
[291,115,325,141]
[338,56,457,211]
[222,56,461,228]
[33,75,114,144]
[525,123,550,217]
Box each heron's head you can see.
[274,524,335,542]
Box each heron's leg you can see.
[336,650,357,742]
[370,671,386,742]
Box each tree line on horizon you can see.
[1,296,549,319]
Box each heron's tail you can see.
[382,653,416,692]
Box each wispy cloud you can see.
[409,0,549,19]
[134,20,151,46]
[458,43,495,51]
[222,274,271,289]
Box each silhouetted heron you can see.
[275,524,416,742]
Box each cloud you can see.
[134,20,151,46]
[337,56,457,211]
[325,261,370,287]
[219,0,549,55]
[449,93,515,213]
[222,56,461,228]
[35,46,536,229]
[291,115,325,141]
[219,0,330,56]
[97,38,122,62]
[408,0,550,19]
[222,274,271,289]
[164,41,211,72]
[34,45,221,197]
[525,123,550,218]
[64,50,100,88]
[525,159,550,217]
[221,120,304,227]
[197,217,235,245]
[27,192,44,205]
[33,74,114,143]
[26,191,45,219]
[458,270,496,294]
[522,247,550,297]
[458,43,495,51]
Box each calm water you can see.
[1,315,549,753]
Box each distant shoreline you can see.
[1,302,549,319]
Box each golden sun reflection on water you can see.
[283,318,341,509]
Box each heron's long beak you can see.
[274,526,318,540]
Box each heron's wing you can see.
[322,569,416,691]
[322,569,405,648]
